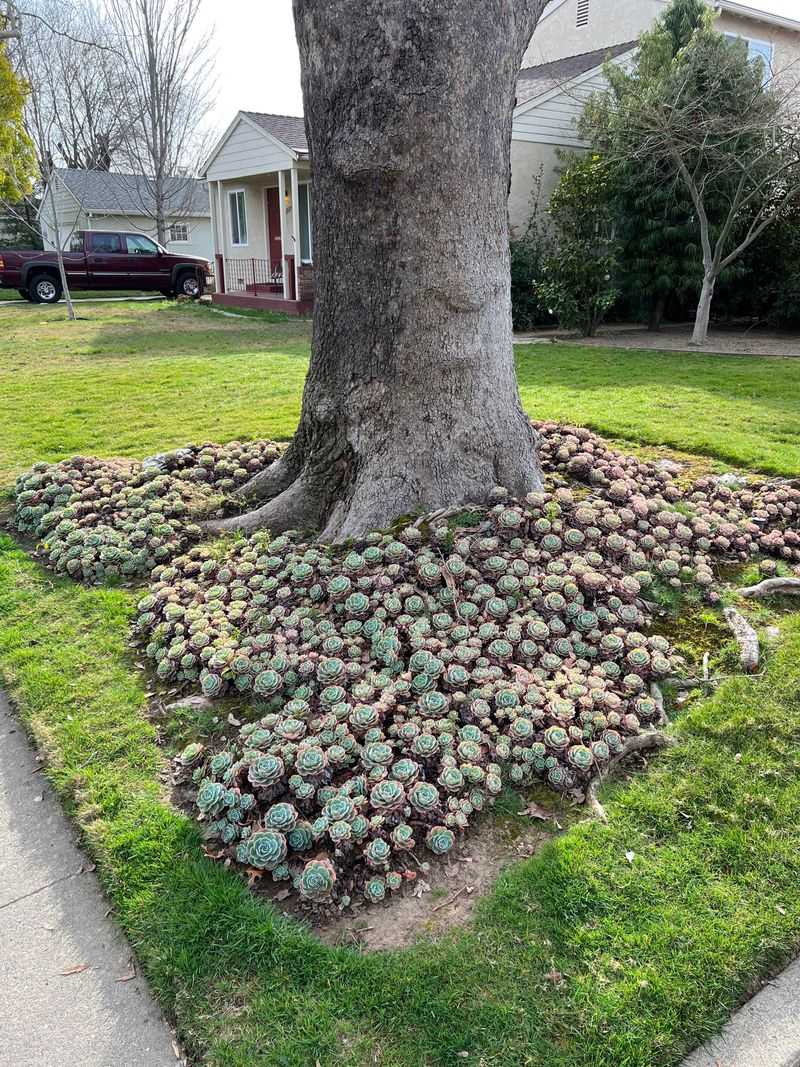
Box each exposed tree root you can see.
[203,477,324,537]
[723,606,760,672]
[737,577,800,599]
[650,682,667,725]
[586,731,676,823]
[231,450,298,505]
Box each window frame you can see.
[90,232,124,254]
[228,188,248,247]
[724,32,774,81]
[125,233,159,256]
[168,222,190,244]
[298,181,313,264]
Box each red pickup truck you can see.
[0,229,213,303]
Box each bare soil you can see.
[282,811,553,952]
[514,324,800,357]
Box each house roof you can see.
[715,0,800,33]
[53,168,210,217]
[241,112,308,154]
[516,41,637,105]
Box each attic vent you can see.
[576,0,589,26]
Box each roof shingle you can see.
[54,169,210,217]
[242,111,309,154]
[516,41,637,105]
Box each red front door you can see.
[265,187,282,273]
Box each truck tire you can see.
[28,272,62,304]
[175,270,202,298]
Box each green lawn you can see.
[2,300,800,1067]
[1,300,798,484]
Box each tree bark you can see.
[647,293,666,332]
[690,271,715,346]
[216,0,545,543]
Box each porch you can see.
[204,113,314,316]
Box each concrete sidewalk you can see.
[681,957,800,1067]
[0,692,179,1067]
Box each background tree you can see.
[212,0,547,542]
[536,152,619,337]
[590,13,800,345]
[19,0,128,171]
[585,0,707,330]
[0,28,35,202]
[106,0,214,244]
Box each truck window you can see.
[91,233,123,253]
[68,234,84,253]
[125,234,159,256]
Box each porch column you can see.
[290,166,301,302]
[278,170,289,300]
[211,179,225,293]
[216,180,227,293]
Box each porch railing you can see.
[223,257,283,295]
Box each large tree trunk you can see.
[217,0,544,543]
[648,293,666,332]
[690,271,715,346]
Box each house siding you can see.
[525,0,799,71]
[524,0,659,65]
[211,166,311,267]
[206,118,295,181]
[509,140,565,233]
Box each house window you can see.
[169,222,189,242]
[228,189,248,246]
[724,33,774,82]
[298,182,313,263]
[576,0,589,27]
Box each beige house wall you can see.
[716,11,800,77]
[524,0,799,70]
[523,0,660,66]
[509,140,568,234]
[210,165,312,267]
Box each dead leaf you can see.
[544,968,563,984]
[274,888,291,901]
[227,712,242,726]
[61,963,90,976]
[777,905,787,915]
[116,972,136,983]
[33,794,43,803]
[518,802,551,821]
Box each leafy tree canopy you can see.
[0,38,36,201]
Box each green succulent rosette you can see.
[196,778,226,816]
[297,858,337,902]
[409,780,440,814]
[365,837,392,868]
[247,754,285,789]
[243,829,287,871]
[425,825,455,856]
[264,802,298,832]
[364,876,386,903]
[369,778,406,812]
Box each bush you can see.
[510,167,554,331]
[535,154,619,336]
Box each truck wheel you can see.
[28,273,62,304]
[176,271,202,298]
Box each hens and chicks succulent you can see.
[12,424,800,909]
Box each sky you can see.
[199,0,800,139]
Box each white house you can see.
[509,0,800,229]
[39,169,213,261]
[203,112,312,315]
